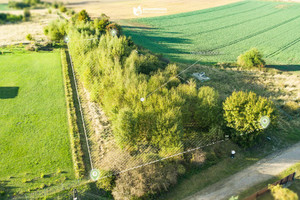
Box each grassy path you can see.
[185,141,300,200]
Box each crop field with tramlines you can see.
[124,1,300,66]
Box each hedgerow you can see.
[61,50,85,178]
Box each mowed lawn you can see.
[0,49,74,196]
[124,1,300,65]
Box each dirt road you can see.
[185,142,300,200]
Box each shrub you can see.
[237,48,265,68]
[23,8,31,21]
[43,19,67,42]
[96,170,115,191]
[8,1,30,9]
[223,91,276,147]
[77,9,90,22]
[59,5,67,13]
[0,13,23,24]
[269,184,298,200]
[26,33,33,41]
[52,1,59,9]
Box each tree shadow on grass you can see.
[0,87,19,99]
[266,65,300,72]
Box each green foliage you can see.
[77,9,90,22]
[26,33,33,41]
[23,8,30,21]
[59,5,66,13]
[223,91,276,146]
[8,1,30,9]
[9,0,41,9]
[195,86,221,129]
[0,13,23,24]
[44,19,67,42]
[61,50,85,178]
[269,184,298,200]
[237,48,265,69]
[96,170,115,191]
[106,23,122,37]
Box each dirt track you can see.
[185,142,300,200]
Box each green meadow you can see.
[0,48,74,198]
[0,4,9,11]
[124,1,300,67]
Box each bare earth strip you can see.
[185,142,300,200]
[47,0,241,20]
[0,9,58,46]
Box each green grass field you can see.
[0,4,9,11]
[124,1,300,66]
[0,48,74,198]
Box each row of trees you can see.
[44,10,277,199]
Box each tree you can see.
[96,170,116,191]
[59,5,67,13]
[77,9,90,22]
[223,91,276,146]
[23,8,30,21]
[43,20,67,42]
[237,48,265,68]
[195,86,221,130]
[269,184,298,200]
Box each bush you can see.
[77,9,90,22]
[43,19,67,42]
[8,1,30,9]
[0,13,23,24]
[59,5,67,13]
[269,184,298,200]
[237,48,265,68]
[96,170,115,191]
[23,8,31,21]
[26,33,33,41]
[223,91,276,147]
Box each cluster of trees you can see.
[49,10,277,199]
[8,0,41,9]
[43,10,121,42]
[0,13,23,24]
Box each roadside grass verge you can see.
[0,47,74,198]
[238,162,300,199]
